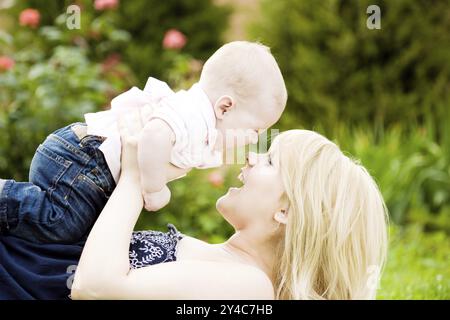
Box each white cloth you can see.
[84,77,222,183]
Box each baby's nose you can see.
[247,152,257,166]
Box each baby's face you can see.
[214,104,281,151]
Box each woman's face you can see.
[216,139,287,229]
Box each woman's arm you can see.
[71,112,274,300]
[71,112,145,298]
[80,259,274,300]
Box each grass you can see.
[378,224,449,299]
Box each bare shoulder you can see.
[233,264,275,299]
[175,239,275,299]
[192,260,275,299]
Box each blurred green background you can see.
[0,0,448,299]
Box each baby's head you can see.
[199,41,287,149]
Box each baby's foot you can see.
[143,186,171,212]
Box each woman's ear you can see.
[274,209,289,225]
[213,95,234,119]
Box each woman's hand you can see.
[118,111,143,180]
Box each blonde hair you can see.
[271,130,388,300]
[199,41,287,115]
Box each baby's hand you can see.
[143,186,171,212]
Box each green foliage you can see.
[115,0,231,86]
[13,0,231,86]
[379,224,450,299]
[251,0,450,132]
[0,1,135,180]
[329,122,450,227]
[0,46,116,180]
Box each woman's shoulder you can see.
[173,237,275,299]
[228,263,275,299]
[177,259,275,299]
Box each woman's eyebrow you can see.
[268,151,273,162]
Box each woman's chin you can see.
[217,188,233,204]
[216,187,241,212]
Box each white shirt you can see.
[84,77,223,183]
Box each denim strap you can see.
[0,179,6,195]
[0,179,11,232]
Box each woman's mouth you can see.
[238,171,246,185]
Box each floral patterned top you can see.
[129,223,184,269]
[0,223,185,300]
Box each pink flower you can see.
[0,56,15,72]
[208,171,224,188]
[19,8,40,28]
[162,29,187,50]
[94,0,119,11]
[101,53,121,73]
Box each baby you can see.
[0,41,287,243]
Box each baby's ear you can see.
[213,95,235,119]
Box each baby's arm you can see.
[138,119,175,211]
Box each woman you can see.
[71,116,388,300]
